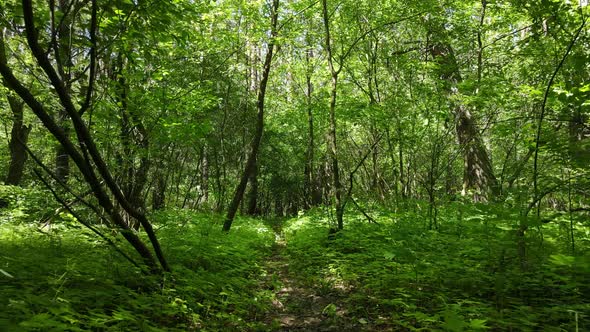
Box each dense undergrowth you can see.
[0,186,589,331]
[0,196,275,331]
[284,202,590,331]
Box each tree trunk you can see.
[54,0,74,183]
[385,128,399,198]
[396,113,407,199]
[201,145,209,206]
[303,47,322,207]
[427,28,498,201]
[455,105,498,200]
[213,145,225,212]
[223,0,279,232]
[328,71,343,229]
[5,97,31,185]
[115,53,151,227]
[55,124,70,182]
[569,107,589,164]
[322,0,345,230]
[1,33,30,185]
[152,171,166,210]
[303,103,315,208]
[371,127,385,201]
[0,0,169,273]
[246,156,259,215]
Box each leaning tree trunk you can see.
[223,0,279,232]
[428,28,498,201]
[455,104,498,200]
[0,0,169,273]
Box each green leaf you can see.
[442,309,467,332]
[549,254,575,266]
[383,251,396,260]
[0,269,14,278]
[469,319,488,330]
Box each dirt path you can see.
[259,225,362,331]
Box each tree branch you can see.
[342,133,383,211]
[532,16,586,215]
[79,0,98,116]
[336,11,425,74]
[32,168,143,271]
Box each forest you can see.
[0,0,589,330]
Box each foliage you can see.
[0,210,274,331]
[284,205,590,330]
[0,0,589,330]
[0,197,588,330]
[0,185,58,225]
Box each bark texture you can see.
[5,97,31,185]
[428,30,498,201]
[1,31,30,185]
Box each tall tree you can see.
[426,10,499,201]
[303,43,322,207]
[223,0,280,232]
[321,0,345,230]
[52,0,76,182]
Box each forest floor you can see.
[259,223,367,331]
[1,205,588,331]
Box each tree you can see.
[223,0,280,232]
[321,0,345,230]
[425,7,499,201]
[0,0,169,273]
[1,21,31,186]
